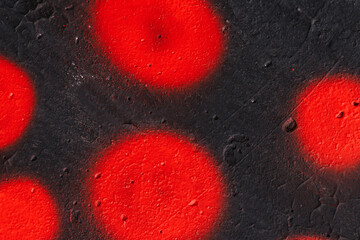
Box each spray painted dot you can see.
[0,57,35,149]
[296,75,360,170]
[90,130,225,239]
[0,178,59,239]
[92,0,225,90]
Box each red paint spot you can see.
[92,0,225,90]
[296,75,360,170]
[0,178,59,239]
[90,130,225,239]
[0,57,35,149]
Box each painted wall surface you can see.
[1,0,360,239]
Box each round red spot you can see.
[92,0,225,90]
[90,131,225,239]
[296,75,360,169]
[0,178,59,239]
[0,57,35,149]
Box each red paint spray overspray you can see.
[89,130,225,239]
[92,0,225,90]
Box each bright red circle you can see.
[296,75,360,170]
[92,0,225,90]
[0,57,35,149]
[0,178,59,240]
[90,131,225,239]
